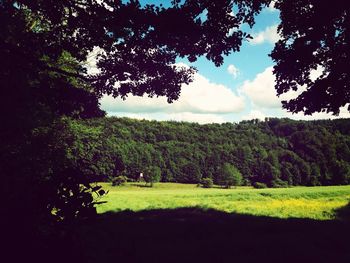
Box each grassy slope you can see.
[96,183,350,220]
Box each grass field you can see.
[96,182,350,220]
[29,183,350,263]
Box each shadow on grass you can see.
[335,201,350,221]
[133,183,152,188]
[11,204,350,263]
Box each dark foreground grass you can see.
[9,203,350,263]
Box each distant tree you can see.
[217,163,243,188]
[199,178,214,188]
[234,146,254,180]
[179,162,202,184]
[111,176,128,186]
[332,160,350,185]
[253,182,267,189]
[271,178,289,188]
[271,0,350,115]
[259,161,280,187]
[113,156,126,177]
[144,166,161,187]
[309,163,321,186]
[161,169,175,182]
[73,116,350,188]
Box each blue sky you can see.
[98,1,350,123]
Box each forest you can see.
[65,117,350,187]
[2,0,350,261]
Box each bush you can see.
[199,178,213,188]
[253,182,268,189]
[271,179,289,188]
[216,163,243,188]
[111,176,128,186]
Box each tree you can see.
[180,162,202,184]
[2,0,273,222]
[271,0,350,115]
[61,116,350,189]
[144,166,161,187]
[199,178,214,188]
[332,160,350,185]
[3,0,272,102]
[111,176,128,186]
[216,163,243,188]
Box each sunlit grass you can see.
[96,183,350,220]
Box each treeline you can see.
[65,117,350,187]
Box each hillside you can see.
[66,117,350,187]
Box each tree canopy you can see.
[2,0,350,225]
[4,0,349,119]
[217,163,243,188]
[2,0,271,105]
[1,0,273,223]
[271,0,350,115]
[72,117,350,187]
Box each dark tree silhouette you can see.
[271,0,350,115]
[1,0,271,223]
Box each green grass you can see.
[96,182,350,220]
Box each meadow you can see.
[96,183,350,220]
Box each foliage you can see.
[271,0,350,115]
[179,162,202,183]
[2,0,273,223]
[72,117,350,188]
[199,178,214,188]
[144,166,161,187]
[43,118,109,222]
[271,179,289,188]
[111,176,128,186]
[216,163,243,188]
[253,182,268,189]
[2,0,271,102]
[3,0,350,225]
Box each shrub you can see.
[111,176,128,186]
[271,179,289,188]
[253,182,268,189]
[216,163,243,188]
[200,178,213,188]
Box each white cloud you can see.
[310,65,325,81]
[239,67,280,108]
[282,105,350,120]
[241,110,266,121]
[240,66,350,121]
[83,46,105,75]
[101,95,168,113]
[239,66,330,110]
[167,112,226,124]
[178,73,245,113]
[227,64,239,79]
[239,66,304,109]
[338,106,350,118]
[108,112,226,124]
[249,25,280,45]
[101,69,245,115]
[265,1,277,12]
[174,62,191,69]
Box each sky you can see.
[97,1,350,124]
